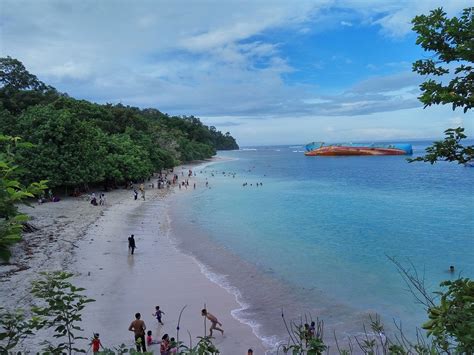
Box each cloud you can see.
[350,72,421,94]
[371,0,473,37]
[1,0,471,146]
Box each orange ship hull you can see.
[304,146,407,156]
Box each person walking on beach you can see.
[201,309,224,336]
[153,305,165,325]
[133,189,138,200]
[128,234,136,255]
[129,312,147,352]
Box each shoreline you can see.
[0,161,267,353]
[166,156,406,352]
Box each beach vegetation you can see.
[279,258,473,355]
[178,335,220,354]
[412,7,473,113]
[0,57,239,190]
[30,271,95,354]
[0,135,47,261]
[408,127,474,164]
[0,307,41,353]
[1,268,472,354]
[423,278,474,354]
[410,7,473,164]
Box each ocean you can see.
[168,141,474,351]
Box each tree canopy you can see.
[0,57,239,188]
[411,7,473,164]
[412,7,473,113]
[0,135,47,261]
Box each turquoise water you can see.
[170,142,474,349]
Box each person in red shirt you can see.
[90,333,103,354]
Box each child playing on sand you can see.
[153,305,165,325]
[90,333,104,354]
[147,330,160,346]
[309,321,316,338]
[169,337,178,353]
[160,334,170,355]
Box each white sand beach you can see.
[0,163,266,354]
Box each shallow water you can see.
[169,142,474,351]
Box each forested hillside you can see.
[0,57,238,189]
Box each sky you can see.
[1,0,472,146]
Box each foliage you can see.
[209,126,239,151]
[0,307,41,352]
[179,335,220,354]
[411,7,473,164]
[389,256,474,354]
[280,311,327,355]
[0,135,47,261]
[412,7,474,113]
[0,56,52,92]
[11,105,108,187]
[31,271,95,354]
[408,127,474,164]
[98,344,153,355]
[423,278,474,354]
[0,57,239,189]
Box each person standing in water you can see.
[201,309,224,336]
[128,234,136,255]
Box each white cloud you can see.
[1,0,471,145]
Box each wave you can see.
[194,260,280,352]
[240,148,258,151]
[163,210,280,353]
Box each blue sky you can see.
[1,0,472,145]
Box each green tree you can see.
[31,271,95,354]
[408,127,474,164]
[0,56,59,115]
[411,7,473,164]
[0,56,51,92]
[0,308,40,353]
[0,57,239,189]
[0,135,47,261]
[102,133,153,185]
[389,256,474,353]
[423,278,474,354]
[13,104,106,188]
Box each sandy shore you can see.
[0,163,266,354]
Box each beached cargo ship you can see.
[304,142,413,156]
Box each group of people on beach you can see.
[127,312,177,353]
[121,308,224,354]
[38,189,60,204]
[90,192,106,206]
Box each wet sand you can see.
[75,179,265,353]
[0,164,265,353]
